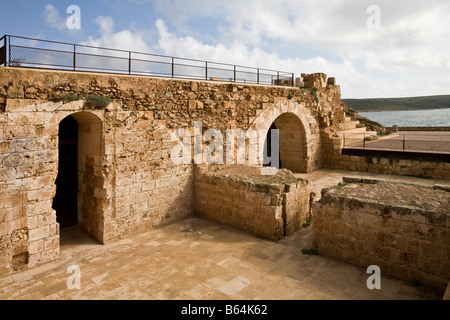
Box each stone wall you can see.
[323,149,450,179]
[0,98,194,275]
[194,165,312,241]
[0,67,349,275]
[313,178,450,292]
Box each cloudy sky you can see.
[1,0,449,98]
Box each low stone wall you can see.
[194,165,312,241]
[325,151,450,179]
[386,127,450,132]
[312,178,450,293]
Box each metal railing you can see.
[342,133,450,154]
[0,35,294,86]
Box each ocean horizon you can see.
[359,108,450,127]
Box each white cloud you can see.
[95,16,115,36]
[44,4,66,30]
[82,1,450,98]
[82,16,151,53]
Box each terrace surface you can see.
[1,169,448,300]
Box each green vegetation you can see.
[302,216,312,227]
[301,87,319,104]
[343,95,450,112]
[85,94,112,109]
[51,93,81,103]
[301,248,319,255]
[337,182,350,189]
[287,93,293,100]
[51,94,113,110]
[343,103,385,133]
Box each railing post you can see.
[277,71,280,85]
[234,65,236,82]
[8,35,11,67]
[73,44,76,71]
[257,68,260,84]
[0,35,6,66]
[205,61,208,80]
[171,57,174,78]
[128,51,131,75]
[292,73,294,86]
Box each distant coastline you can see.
[359,108,450,127]
[343,95,450,112]
[357,107,450,113]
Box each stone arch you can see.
[53,110,105,243]
[251,101,320,173]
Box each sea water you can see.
[359,108,450,127]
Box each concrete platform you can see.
[0,169,446,300]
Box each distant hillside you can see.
[343,95,450,112]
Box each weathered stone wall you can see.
[323,148,450,179]
[194,165,312,241]
[313,179,450,292]
[0,67,347,275]
[0,98,194,274]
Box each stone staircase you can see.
[337,116,377,148]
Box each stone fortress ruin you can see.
[0,55,449,296]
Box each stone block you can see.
[28,225,50,242]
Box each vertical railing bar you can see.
[73,44,76,71]
[257,68,260,84]
[234,65,236,82]
[8,35,11,67]
[0,35,5,66]
[205,61,208,80]
[128,51,131,75]
[171,57,174,78]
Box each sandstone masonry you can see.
[1,66,448,276]
[0,67,346,275]
[194,165,312,240]
[313,178,450,292]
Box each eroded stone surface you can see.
[313,180,450,293]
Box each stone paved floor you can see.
[0,169,446,300]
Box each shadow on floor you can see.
[59,225,102,259]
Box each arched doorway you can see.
[53,115,78,228]
[53,112,105,244]
[264,113,307,173]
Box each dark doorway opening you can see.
[263,122,281,168]
[53,115,78,229]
